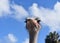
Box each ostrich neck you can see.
[29,31,39,43]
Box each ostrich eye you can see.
[25,19,31,23]
[25,20,27,23]
[37,20,41,23]
[25,19,27,23]
[37,20,40,23]
[35,17,41,23]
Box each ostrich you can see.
[25,17,41,43]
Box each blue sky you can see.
[0,0,60,43]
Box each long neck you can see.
[29,31,39,43]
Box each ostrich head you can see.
[25,17,41,32]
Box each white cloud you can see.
[11,4,29,20]
[8,34,17,43]
[0,0,10,17]
[29,2,60,32]
[0,33,17,43]
[22,38,29,43]
[0,0,29,20]
[54,2,60,11]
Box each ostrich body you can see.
[25,17,41,43]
